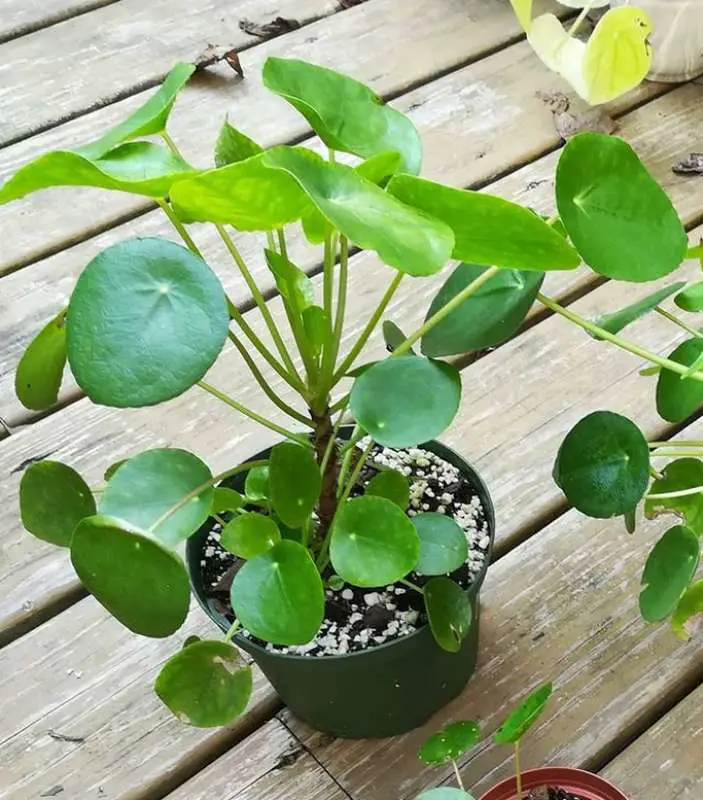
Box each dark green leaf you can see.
[424,576,472,653]
[645,458,703,535]
[302,305,330,359]
[269,442,321,528]
[0,143,195,203]
[671,580,703,640]
[221,513,281,559]
[413,513,468,575]
[99,448,213,548]
[182,635,201,648]
[421,264,544,357]
[70,515,191,637]
[382,320,414,354]
[555,133,687,281]
[387,175,580,271]
[419,721,481,765]
[230,540,324,645]
[66,237,229,407]
[350,356,461,447]
[494,682,553,744]
[15,310,67,411]
[366,469,410,509]
[212,486,245,514]
[330,495,420,587]
[170,152,308,230]
[215,119,263,167]
[155,639,253,727]
[263,146,454,277]
[675,281,703,312]
[553,411,649,518]
[264,249,315,314]
[656,338,703,422]
[327,574,345,591]
[590,282,687,337]
[262,57,422,174]
[640,525,700,622]
[245,465,270,501]
[356,150,402,186]
[20,460,96,547]
[77,63,195,159]
[104,460,127,481]
[417,790,474,800]
[624,507,637,534]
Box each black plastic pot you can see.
[186,431,495,739]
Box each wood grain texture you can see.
[0,599,279,799]
[286,504,703,799]
[602,683,703,799]
[0,0,574,277]
[2,85,703,644]
[0,0,121,44]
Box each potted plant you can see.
[417,684,630,800]
[6,57,696,737]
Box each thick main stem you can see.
[313,406,339,544]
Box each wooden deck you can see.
[0,1,702,798]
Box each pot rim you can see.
[187,429,496,663]
[477,766,629,800]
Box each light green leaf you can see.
[590,282,687,337]
[417,790,475,800]
[556,133,687,281]
[15,310,67,411]
[245,465,270,502]
[671,580,703,640]
[66,237,229,407]
[262,57,422,174]
[356,150,403,185]
[264,249,315,313]
[675,281,703,312]
[330,495,420,587]
[302,306,330,360]
[645,458,703,535]
[423,576,472,652]
[263,146,454,277]
[366,469,410,509]
[656,338,703,423]
[215,119,263,167]
[220,513,281,559]
[640,525,700,622]
[155,639,252,727]
[413,513,469,575]
[269,442,321,528]
[77,63,195,159]
[99,448,213,547]
[0,142,195,204]
[71,515,191,637]
[350,356,461,447]
[20,460,96,547]
[212,487,245,514]
[230,540,325,645]
[387,174,580,271]
[419,720,482,765]
[421,264,544,357]
[494,682,553,743]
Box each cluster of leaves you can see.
[510,0,652,105]
[7,54,696,730]
[416,683,553,799]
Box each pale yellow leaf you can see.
[510,0,533,31]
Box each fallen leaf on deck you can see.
[673,153,703,176]
[239,17,300,39]
[538,91,616,140]
[194,44,244,77]
[338,0,368,7]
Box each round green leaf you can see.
[269,442,321,528]
[212,486,245,514]
[553,411,649,518]
[413,513,468,576]
[366,469,410,509]
[220,513,281,559]
[417,790,474,800]
[350,356,461,448]
[104,459,127,481]
[15,310,67,411]
[183,635,201,648]
[20,460,96,547]
[230,540,324,645]
[66,237,229,407]
[70,516,191,637]
[645,458,703,535]
[639,525,700,622]
[155,639,253,727]
[656,338,703,423]
[494,682,553,743]
[421,264,544,357]
[423,576,472,653]
[419,720,482,765]
[245,465,270,502]
[675,281,703,312]
[330,495,420,587]
[671,580,703,641]
[99,448,213,548]
[556,133,687,281]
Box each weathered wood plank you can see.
[0,0,121,44]
[0,0,572,275]
[286,505,703,799]
[0,600,279,799]
[1,85,702,643]
[602,684,703,799]
[165,719,347,800]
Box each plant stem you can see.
[213,512,228,527]
[515,740,523,799]
[649,440,703,448]
[198,380,311,445]
[336,425,367,493]
[646,484,703,500]
[313,406,339,539]
[217,223,303,383]
[451,760,465,792]
[323,230,335,329]
[160,130,181,157]
[338,438,374,506]
[655,306,702,338]
[333,272,405,382]
[400,578,425,594]
[393,267,500,358]
[330,393,350,414]
[545,213,560,227]
[224,619,241,643]
[568,0,594,36]
[650,450,703,459]
[277,228,288,259]
[228,332,313,427]
[537,293,703,384]
[320,398,350,476]
[157,199,204,259]
[266,230,277,253]
[330,234,349,369]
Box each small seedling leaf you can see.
[644,458,703,535]
[221,513,281,559]
[366,469,410,509]
[382,320,414,354]
[418,720,482,765]
[212,486,245,514]
[494,682,553,743]
[214,119,263,167]
[671,580,703,640]
[15,310,67,411]
[269,442,321,528]
[245,465,270,502]
[424,576,472,653]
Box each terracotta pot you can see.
[609,0,703,82]
[478,767,629,800]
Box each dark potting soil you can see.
[528,787,586,800]
[198,440,490,657]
